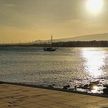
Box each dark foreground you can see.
[0,83,108,108]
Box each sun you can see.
[86,0,104,15]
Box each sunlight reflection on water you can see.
[0,47,108,91]
[81,48,106,78]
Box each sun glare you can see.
[81,48,106,78]
[86,0,104,15]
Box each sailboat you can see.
[43,36,56,51]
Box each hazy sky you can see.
[0,0,108,43]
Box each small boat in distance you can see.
[43,36,56,51]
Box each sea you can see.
[0,47,108,92]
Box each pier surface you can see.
[0,84,108,108]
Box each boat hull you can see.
[43,47,56,51]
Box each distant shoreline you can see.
[1,40,108,47]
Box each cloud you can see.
[0,0,82,27]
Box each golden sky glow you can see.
[0,0,108,43]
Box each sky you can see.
[0,0,108,43]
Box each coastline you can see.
[0,81,108,98]
[0,83,108,108]
[1,40,108,47]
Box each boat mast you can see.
[51,35,53,47]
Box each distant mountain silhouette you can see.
[54,33,108,42]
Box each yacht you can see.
[43,36,56,51]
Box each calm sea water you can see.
[0,47,108,88]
